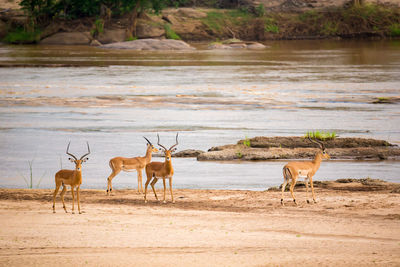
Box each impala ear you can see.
[82,157,89,162]
[172,148,178,152]
[68,157,75,162]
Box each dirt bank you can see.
[197,136,400,161]
[0,180,399,266]
[1,1,400,44]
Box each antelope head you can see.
[143,136,159,153]
[308,137,330,160]
[66,141,91,171]
[157,133,179,161]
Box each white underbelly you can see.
[297,170,310,178]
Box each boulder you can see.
[101,38,195,50]
[173,149,205,158]
[90,39,102,46]
[40,32,91,45]
[97,29,126,44]
[136,23,164,39]
[177,8,207,19]
[208,42,266,49]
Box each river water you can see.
[0,40,399,190]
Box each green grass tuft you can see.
[305,131,337,141]
[164,23,181,40]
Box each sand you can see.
[0,186,399,266]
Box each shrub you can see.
[164,23,181,40]
[3,28,41,44]
[389,23,400,37]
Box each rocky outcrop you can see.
[40,32,92,45]
[174,149,205,158]
[161,8,213,41]
[136,19,165,39]
[100,38,195,50]
[97,29,126,44]
[197,137,400,161]
[208,39,267,49]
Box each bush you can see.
[164,23,181,40]
[389,23,400,37]
[3,28,41,44]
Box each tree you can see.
[352,0,364,6]
[122,0,165,40]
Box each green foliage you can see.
[3,27,41,43]
[321,21,338,35]
[202,9,254,33]
[243,136,251,147]
[305,131,337,141]
[265,24,279,33]
[389,23,400,37]
[165,0,188,8]
[294,3,400,37]
[91,18,104,37]
[264,17,279,33]
[202,11,225,32]
[236,151,243,159]
[164,23,181,40]
[255,4,265,17]
[298,10,321,22]
[125,36,137,41]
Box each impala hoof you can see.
[307,200,310,204]
[293,199,297,205]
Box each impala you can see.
[53,141,90,214]
[144,133,178,204]
[281,137,330,205]
[106,137,158,195]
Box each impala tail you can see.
[283,166,292,182]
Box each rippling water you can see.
[0,40,399,190]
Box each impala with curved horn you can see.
[144,133,178,204]
[281,137,330,205]
[53,141,90,214]
[106,137,158,195]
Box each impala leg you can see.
[169,177,174,204]
[52,183,61,213]
[305,178,310,204]
[144,176,151,203]
[162,178,167,204]
[289,179,297,205]
[281,180,287,206]
[151,178,159,201]
[71,186,75,214]
[77,186,81,214]
[107,169,120,196]
[310,177,317,203]
[137,169,143,194]
[60,185,67,213]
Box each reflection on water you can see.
[0,40,399,189]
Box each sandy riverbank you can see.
[0,182,399,266]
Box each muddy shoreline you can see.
[0,180,399,266]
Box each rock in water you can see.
[100,38,195,50]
